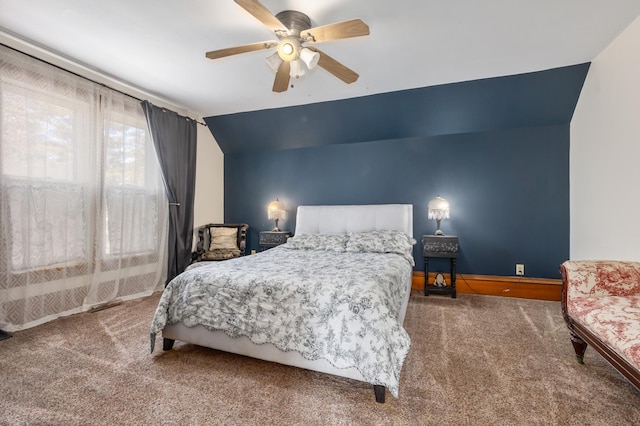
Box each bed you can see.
[150,204,414,402]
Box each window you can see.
[1,56,165,270]
[0,45,167,329]
[102,97,162,257]
[1,71,93,270]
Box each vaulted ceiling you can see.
[1,1,639,117]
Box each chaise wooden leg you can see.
[163,338,175,351]
[373,385,385,403]
[569,331,588,364]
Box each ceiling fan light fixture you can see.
[300,48,320,69]
[277,37,299,62]
[289,59,305,78]
[282,42,294,55]
[265,51,283,72]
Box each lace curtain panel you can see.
[0,45,168,331]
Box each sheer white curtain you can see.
[0,45,168,331]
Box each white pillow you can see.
[346,231,414,254]
[282,234,348,252]
[345,231,416,265]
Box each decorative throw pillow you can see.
[208,227,238,251]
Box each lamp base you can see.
[272,227,281,232]
[434,230,444,236]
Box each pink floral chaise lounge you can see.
[560,260,640,390]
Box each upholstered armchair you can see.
[192,223,249,262]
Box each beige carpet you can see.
[1,291,639,425]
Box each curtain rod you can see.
[1,42,207,127]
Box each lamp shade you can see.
[300,48,320,69]
[289,59,305,78]
[267,198,286,220]
[265,51,283,72]
[428,196,450,220]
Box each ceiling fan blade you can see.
[300,19,370,43]
[205,41,277,60]
[306,47,359,84]
[234,0,288,33]
[272,61,291,92]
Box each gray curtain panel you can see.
[141,100,197,284]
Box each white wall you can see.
[570,15,640,260]
[193,124,224,229]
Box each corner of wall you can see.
[570,14,640,260]
[194,123,224,230]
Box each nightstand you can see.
[259,231,291,251]
[423,235,459,298]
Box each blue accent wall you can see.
[205,64,589,279]
[208,64,589,154]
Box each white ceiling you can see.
[1,1,639,118]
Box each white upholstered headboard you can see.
[295,204,413,237]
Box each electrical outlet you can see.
[515,264,525,276]
[250,249,256,255]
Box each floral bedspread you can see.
[150,246,412,397]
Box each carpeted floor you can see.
[1,291,639,425]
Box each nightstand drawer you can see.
[259,231,291,250]
[422,235,459,257]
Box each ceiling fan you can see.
[206,0,370,93]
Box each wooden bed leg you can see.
[163,338,175,351]
[373,385,385,403]
[570,331,588,364]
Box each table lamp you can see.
[428,196,450,236]
[267,198,286,232]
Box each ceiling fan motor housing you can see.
[275,10,312,36]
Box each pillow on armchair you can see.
[208,226,238,250]
[193,223,248,262]
[204,227,240,260]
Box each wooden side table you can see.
[259,231,291,251]
[423,235,459,298]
